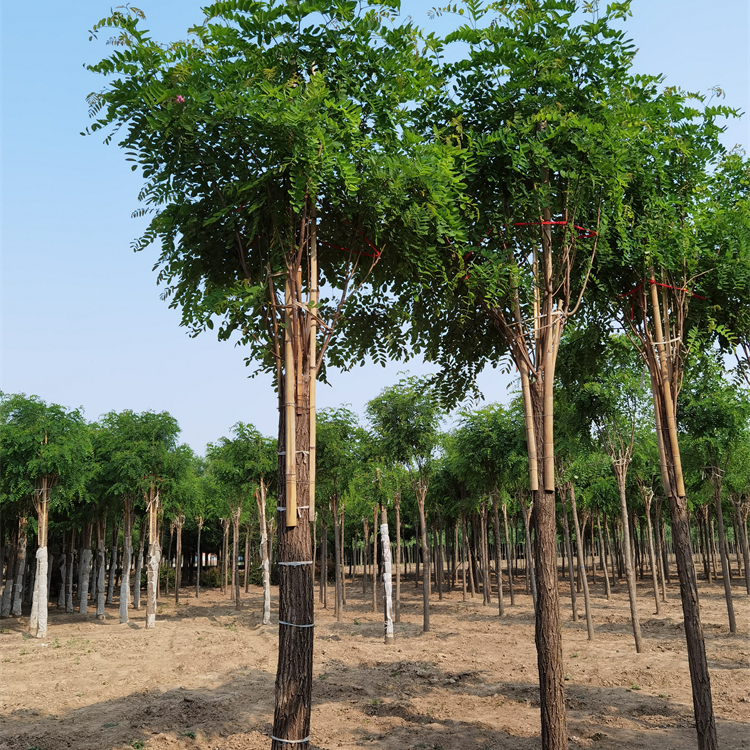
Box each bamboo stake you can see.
[284,276,297,527]
[519,360,539,491]
[309,211,318,519]
[649,276,685,497]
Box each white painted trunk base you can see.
[380,522,394,644]
[79,549,92,615]
[119,544,132,624]
[31,548,48,638]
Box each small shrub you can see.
[199,567,221,588]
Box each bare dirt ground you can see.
[1,572,748,750]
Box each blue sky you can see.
[2,0,748,452]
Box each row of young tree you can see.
[4,353,748,635]
[79,0,750,748]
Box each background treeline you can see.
[2,338,748,639]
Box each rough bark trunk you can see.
[492,495,505,616]
[1,525,16,618]
[106,521,119,605]
[231,510,241,610]
[96,521,106,620]
[568,485,594,640]
[615,470,643,652]
[561,492,578,621]
[12,517,28,617]
[641,491,661,615]
[479,505,490,606]
[372,506,378,613]
[134,516,145,610]
[245,524,251,594]
[417,487,430,632]
[272,333,314,750]
[394,494,401,623]
[195,517,203,599]
[710,474,735,632]
[321,518,327,608]
[596,512,611,601]
[333,496,342,622]
[502,503,514,606]
[520,495,537,609]
[65,529,75,614]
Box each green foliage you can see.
[366,376,443,489]
[87,0,467,381]
[92,409,181,517]
[0,393,91,518]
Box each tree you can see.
[88,2,464,743]
[367,377,443,632]
[407,3,636,743]
[0,394,90,637]
[680,351,750,632]
[316,407,359,623]
[595,84,748,750]
[96,410,180,626]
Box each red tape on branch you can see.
[619,279,706,301]
[512,220,598,239]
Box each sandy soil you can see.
[1,573,748,750]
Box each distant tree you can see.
[0,394,90,636]
[367,377,443,632]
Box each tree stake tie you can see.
[277,560,313,566]
[278,620,315,628]
[276,506,309,516]
[271,735,310,745]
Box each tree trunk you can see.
[134,516,145,610]
[231,509,241,611]
[417,487,430,632]
[709,473,736,632]
[96,520,106,620]
[394,493,401,623]
[146,490,161,629]
[479,505,490,606]
[256,482,271,626]
[119,500,133,624]
[460,513,467,602]
[333,496,342,622]
[106,521,119,605]
[321,517,328,608]
[12,517,28,617]
[730,498,750,595]
[363,519,369,595]
[372,506,378,613]
[502,503,514,606]
[641,490,661,615]
[596,512,611,601]
[78,524,93,615]
[57,541,66,609]
[492,495,505,616]
[245,524,251,593]
[195,517,203,599]
[65,529,75,614]
[653,500,668,601]
[568,485,594,641]
[520,495,537,609]
[614,470,642,651]
[271,318,314,750]
[381,507,394,644]
[560,491,578,621]
[31,483,50,637]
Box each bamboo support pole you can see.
[309,215,318,520]
[284,276,297,527]
[649,276,685,497]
